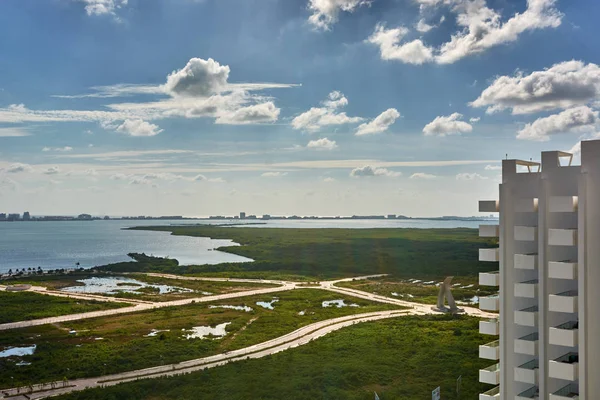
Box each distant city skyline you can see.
[1,0,599,216]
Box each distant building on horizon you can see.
[22,212,31,221]
[240,212,246,219]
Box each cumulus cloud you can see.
[368,0,562,65]
[261,172,288,177]
[517,106,599,141]
[416,18,435,33]
[367,24,434,65]
[356,108,400,136]
[485,164,502,170]
[469,117,480,123]
[76,0,128,17]
[422,113,472,136]
[307,138,338,150]
[471,61,600,114]
[3,163,33,173]
[456,172,488,180]
[409,172,436,179]
[163,58,230,98]
[115,119,163,137]
[307,0,371,30]
[323,177,336,182]
[291,91,363,132]
[215,102,280,125]
[43,166,61,175]
[350,165,401,178]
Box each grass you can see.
[108,226,497,282]
[54,314,493,400]
[0,291,128,324]
[0,289,401,389]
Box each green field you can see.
[0,291,128,324]
[106,227,496,282]
[0,289,401,389]
[55,314,492,400]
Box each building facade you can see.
[477,140,600,399]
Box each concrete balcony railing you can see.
[515,279,539,298]
[479,271,500,286]
[515,359,539,385]
[549,353,579,381]
[515,306,539,327]
[549,383,579,400]
[515,254,538,270]
[549,196,578,213]
[548,261,578,280]
[479,224,500,237]
[479,200,500,212]
[480,318,500,335]
[514,226,538,241]
[549,321,578,347]
[515,198,538,213]
[480,248,500,262]
[549,290,578,314]
[515,332,539,356]
[480,295,500,312]
[480,340,500,360]
[479,363,500,385]
[479,386,500,400]
[548,229,578,246]
[516,386,540,400]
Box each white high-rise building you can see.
[478,140,600,400]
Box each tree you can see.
[8,269,12,275]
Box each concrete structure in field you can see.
[477,140,600,400]
[432,276,463,313]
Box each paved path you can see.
[0,310,410,399]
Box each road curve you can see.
[0,310,409,400]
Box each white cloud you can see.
[471,61,600,115]
[43,146,73,152]
[416,18,435,33]
[291,91,363,132]
[0,127,30,137]
[116,119,163,137]
[215,102,280,125]
[77,0,128,17]
[43,166,61,175]
[517,106,599,141]
[261,172,288,177]
[323,177,336,182]
[163,58,230,98]
[307,138,338,150]
[485,164,502,170]
[307,0,370,30]
[3,163,33,173]
[367,24,434,65]
[350,165,401,178]
[422,112,472,136]
[469,117,480,123]
[409,172,436,179]
[356,108,400,136]
[368,0,562,65]
[456,172,488,180]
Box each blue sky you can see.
[0,0,599,217]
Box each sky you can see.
[0,0,599,217]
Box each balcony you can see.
[549,384,579,400]
[479,224,500,237]
[549,321,578,347]
[514,226,538,241]
[515,197,539,213]
[549,291,578,314]
[548,261,578,280]
[479,386,500,400]
[515,306,539,327]
[480,340,500,360]
[515,359,539,385]
[549,353,579,381]
[548,229,578,246]
[479,271,500,286]
[479,200,500,212]
[515,280,539,298]
[514,254,538,270]
[480,295,500,312]
[516,386,540,400]
[479,363,500,385]
[549,196,578,213]
[515,332,539,356]
[480,318,500,335]
[480,248,500,262]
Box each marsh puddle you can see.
[0,345,36,358]
[209,305,253,312]
[183,322,231,339]
[61,276,195,295]
[322,300,359,308]
[145,329,170,337]
[256,298,279,310]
